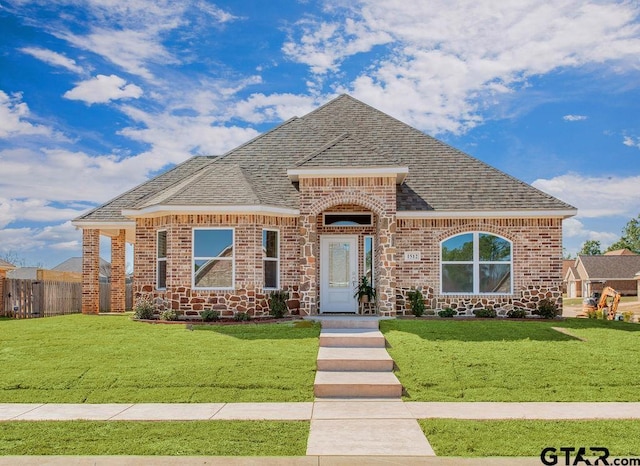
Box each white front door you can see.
[320,235,358,313]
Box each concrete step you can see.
[319,317,380,329]
[317,347,394,372]
[314,371,403,398]
[319,329,386,348]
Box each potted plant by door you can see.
[354,276,376,303]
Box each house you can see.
[53,257,111,283]
[567,253,640,298]
[0,259,17,278]
[73,95,576,317]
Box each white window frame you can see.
[440,232,513,295]
[323,212,373,227]
[157,230,167,290]
[263,228,280,290]
[192,227,235,290]
[364,235,374,287]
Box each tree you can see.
[579,240,601,256]
[605,214,640,254]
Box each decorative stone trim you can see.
[135,284,301,319]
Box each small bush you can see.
[201,310,220,322]
[507,308,527,319]
[586,309,598,319]
[407,289,426,317]
[133,297,155,320]
[269,290,289,319]
[536,299,558,319]
[438,308,457,318]
[234,312,251,322]
[160,309,178,321]
[622,311,634,323]
[473,308,497,318]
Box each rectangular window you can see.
[364,235,374,287]
[157,230,167,289]
[323,213,372,226]
[263,229,279,289]
[193,228,234,289]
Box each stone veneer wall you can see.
[134,214,300,318]
[298,176,397,316]
[395,218,563,316]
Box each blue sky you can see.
[1,0,639,269]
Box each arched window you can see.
[441,232,512,294]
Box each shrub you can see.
[407,289,425,317]
[160,309,178,321]
[269,290,289,319]
[507,308,527,319]
[622,311,634,323]
[473,308,497,318]
[133,297,155,320]
[586,309,598,319]
[201,309,220,322]
[536,299,558,319]
[438,308,457,318]
[234,312,251,322]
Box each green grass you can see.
[0,420,308,456]
[0,315,320,403]
[420,419,640,457]
[381,319,640,401]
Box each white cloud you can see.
[533,173,640,218]
[0,198,83,229]
[20,47,84,74]
[623,136,640,149]
[0,221,81,255]
[230,93,320,124]
[0,91,54,139]
[563,114,588,121]
[64,74,143,104]
[563,218,619,243]
[285,0,640,134]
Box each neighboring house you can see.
[0,259,17,278]
[73,95,576,317]
[561,259,575,295]
[53,257,111,283]
[6,267,39,280]
[567,253,640,298]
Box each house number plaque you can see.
[404,251,421,262]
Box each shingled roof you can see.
[577,254,640,280]
[74,94,575,223]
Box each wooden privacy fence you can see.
[99,283,133,312]
[3,279,82,318]
[1,279,133,318]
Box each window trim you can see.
[440,232,513,295]
[364,235,374,287]
[192,227,235,290]
[263,228,280,290]
[323,212,373,227]
[157,229,167,290]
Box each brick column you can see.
[111,229,126,313]
[82,229,100,314]
[299,213,317,315]
[376,213,397,316]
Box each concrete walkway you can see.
[3,401,640,422]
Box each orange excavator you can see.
[579,286,621,320]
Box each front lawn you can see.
[0,315,319,403]
[382,319,640,401]
[420,419,640,457]
[0,420,308,456]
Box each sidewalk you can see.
[3,401,640,421]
